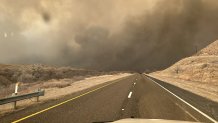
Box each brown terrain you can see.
[0,64,97,97]
[150,40,218,102]
[0,64,128,98]
[0,64,132,116]
[0,64,100,86]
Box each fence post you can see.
[11,93,17,109]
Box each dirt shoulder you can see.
[149,74,218,103]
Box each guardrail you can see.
[0,89,45,109]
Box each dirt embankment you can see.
[150,40,218,102]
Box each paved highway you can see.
[0,74,217,123]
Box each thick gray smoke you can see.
[1,0,218,71]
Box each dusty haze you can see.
[1,0,218,71]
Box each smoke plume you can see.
[1,0,218,71]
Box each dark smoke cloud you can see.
[42,12,50,23]
[1,0,218,71]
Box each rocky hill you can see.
[196,40,218,56]
[151,40,218,83]
[150,40,218,102]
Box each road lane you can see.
[119,75,196,121]
[1,74,217,123]
[1,75,136,123]
[146,75,218,122]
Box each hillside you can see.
[0,64,101,87]
[196,40,218,56]
[150,40,218,102]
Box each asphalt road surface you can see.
[0,74,217,123]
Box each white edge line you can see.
[128,91,133,98]
[175,102,199,122]
[146,75,217,123]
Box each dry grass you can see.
[152,56,218,83]
[0,76,86,99]
[0,64,102,87]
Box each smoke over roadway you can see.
[1,0,218,71]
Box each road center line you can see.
[146,75,217,123]
[128,92,133,98]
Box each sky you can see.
[1,0,218,71]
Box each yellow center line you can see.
[12,80,119,123]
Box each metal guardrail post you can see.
[35,88,41,102]
[36,96,39,102]
[0,89,45,110]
